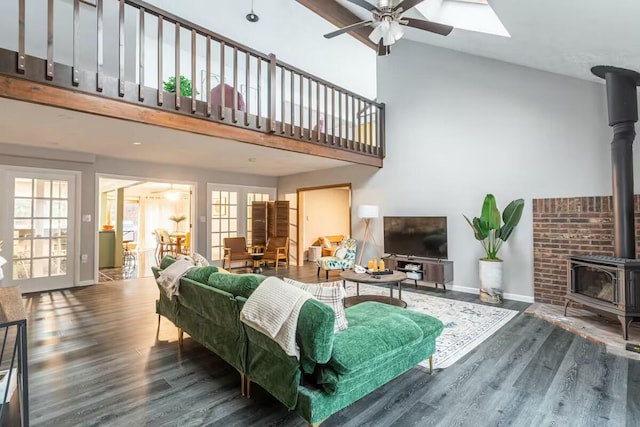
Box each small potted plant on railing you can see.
[163,76,199,97]
[464,194,525,304]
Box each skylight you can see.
[416,0,510,38]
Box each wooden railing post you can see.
[118,0,125,96]
[268,54,277,133]
[379,103,386,158]
[17,0,25,73]
[157,15,163,105]
[191,29,196,113]
[138,7,145,101]
[72,0,80,86]
[96,0,104,91]
[46,0,54,80]
[174,22,181,109]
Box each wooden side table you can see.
[0,286,28,426]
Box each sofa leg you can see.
[317,267,321,277]
[309,420,325,427]
[178,328,184,348]
[246,377,252,399]
[326,270,329,280]
[155,314,161,339]
[240,373,246,397]
[429,355,433,375]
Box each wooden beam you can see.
[0,75,382,168]
[296,0,377,51]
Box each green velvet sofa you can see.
[152,257,444,426]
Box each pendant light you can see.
[246,0,259,23]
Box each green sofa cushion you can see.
[184,266,219,283]
[329,302,434,374]
[160,255,177,269]
[208,272,266,298]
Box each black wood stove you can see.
[565,66,640,340]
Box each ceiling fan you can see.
[324,0,454,56]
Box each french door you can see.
[207,184,275,261]
[1,168,77,293]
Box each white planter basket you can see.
[479,259,503,304]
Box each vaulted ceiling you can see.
[301,0,640,82]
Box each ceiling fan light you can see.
[382,32,395,46]
[390,21,405,41]
[368,25,384,43]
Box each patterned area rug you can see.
[344,282,519,369]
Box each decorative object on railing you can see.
[163,76,198,97]
[324,0,453,56]
[6,0,385,161]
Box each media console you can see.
[383,255,454,290]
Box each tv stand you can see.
[384,255,453,290]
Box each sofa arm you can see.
[296,299,335,369]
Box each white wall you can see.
[278,40,637,302]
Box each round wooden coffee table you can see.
[340,270,407,308]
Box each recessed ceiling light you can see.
[132,142,142,146]
[248,157,257,162]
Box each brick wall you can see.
[533,195,640,305]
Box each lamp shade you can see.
[358,205,379,219]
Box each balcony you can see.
[0,0,384,167]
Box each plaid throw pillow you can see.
[284,278,348,332]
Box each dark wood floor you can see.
[19,263,640,426]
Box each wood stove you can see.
[565,66,640,340]
[566,255,640,339]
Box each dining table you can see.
[170,232,186,255]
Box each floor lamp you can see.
[357,205,380,266]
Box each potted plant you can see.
[169,214,187,232]
[163,76,199,97]
[464,194,525,304]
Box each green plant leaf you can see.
[463,215,486,241]
[499,198,525,241]
[481,194,501,231]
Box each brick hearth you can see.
[533,195,640,305]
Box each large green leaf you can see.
[480,194,501,231]
[464,215,486,241]
[499,198,525,241]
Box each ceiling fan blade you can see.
[345,0,380,12]
[377,40,390,56]
[393,0,425,12]
[324,20,373,39]
[402,18,453,36]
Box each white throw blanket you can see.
[156,259,195,297]
[240,276,313,360]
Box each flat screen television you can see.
[383,216,448,259]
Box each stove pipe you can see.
[592,66,640,259]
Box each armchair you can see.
[262,237,289,272]
[316,238,357,279]
[222,237,253,270]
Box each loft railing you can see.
[6,0,384,159]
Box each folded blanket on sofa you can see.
[240,276,313,359]
[156,258,195,297]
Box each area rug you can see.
[344,283,519,369]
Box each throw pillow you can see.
[284,278,348,332]
[334,247,348,259]
[184,266,219,284]
[160,255,177,269]
[192,253,210,267]
[216,266,231,274]
[208,272,266,298]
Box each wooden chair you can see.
[180,232,191,255]
[155,228,177,264]
[262,237,290,272]
[223,237,253,270]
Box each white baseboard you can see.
[77,280,95,287]
[450,284,534,304]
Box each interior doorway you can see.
[296,184,352,266]
[97,177,194,281]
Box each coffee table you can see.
[340,270,407,308]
